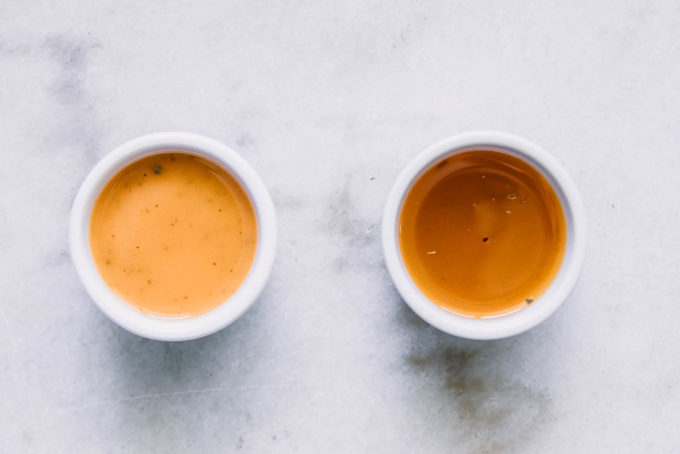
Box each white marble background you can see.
[1,0,679,452]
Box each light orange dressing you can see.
[90,153,257,318]
[399,150,566,318]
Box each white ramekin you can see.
[382,131,586,340]
[70,132,277,341]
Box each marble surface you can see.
[1,0,679,452]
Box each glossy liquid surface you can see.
[399,150,566,318]
[90,153,257,318]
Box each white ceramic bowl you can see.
[70,132,277,341]
[382,131,586,340]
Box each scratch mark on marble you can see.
[64,383,321,413]
[1,312,28,386]
[0,312,38,436]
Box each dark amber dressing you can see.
[399,150,566,318]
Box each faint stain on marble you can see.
[325,178,380,273]
[406,345,551,453]
[42,34,102,162]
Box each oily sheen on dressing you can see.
[89,153,257,318]
[399,150,566,318]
